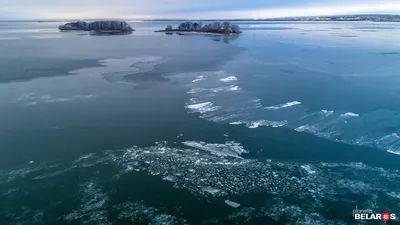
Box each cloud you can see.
[1,0,400,20]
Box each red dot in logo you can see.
[382,212,390,222]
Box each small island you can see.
[59,20,134,35]
[155,21,241,35]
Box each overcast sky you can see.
[1,0,400,20]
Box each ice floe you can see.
[191,76,205,83]
[225,200,241,208]
[220,76,238,82]
[230,120,287,128]
[265,101,302,110]
[341,112,360,118]
[187,88,207,94]
[185,102,221,114]
[182,141,247,159]
[320,110,334,116]
[202,187,222,195]
[210,85,241,92]
[387,149,400,155]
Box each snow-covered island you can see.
[59,20,134,35]
[155,21,242,35]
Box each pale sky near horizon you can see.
[1,0,400,20]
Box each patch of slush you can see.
[28,34,63,39]
[63,185,188,224]
[162,175,177,182]
[265,101,302,110]
[0,28,53,33]
[33,168,70,180]
[249,99,262,108]
[64,182,110,225]
[295,125,317,133]
[15,93,97,106]
[1,142,400,224]
[115,201,187,224]
[321,110,334,116]
[72,142,400,204]
[301,165,317,174]
[257,200,348,225]
[69,56,170,83]
[0,36,20,40]
[187,88,207,94]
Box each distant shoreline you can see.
[147,15,400,22]
[1,20,400,23]
[2,14,400,23]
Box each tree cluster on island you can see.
[59,20,134,34]
[160,21,241,34]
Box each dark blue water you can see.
[0,21,400,224]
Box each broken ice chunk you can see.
[225,200,241,208]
